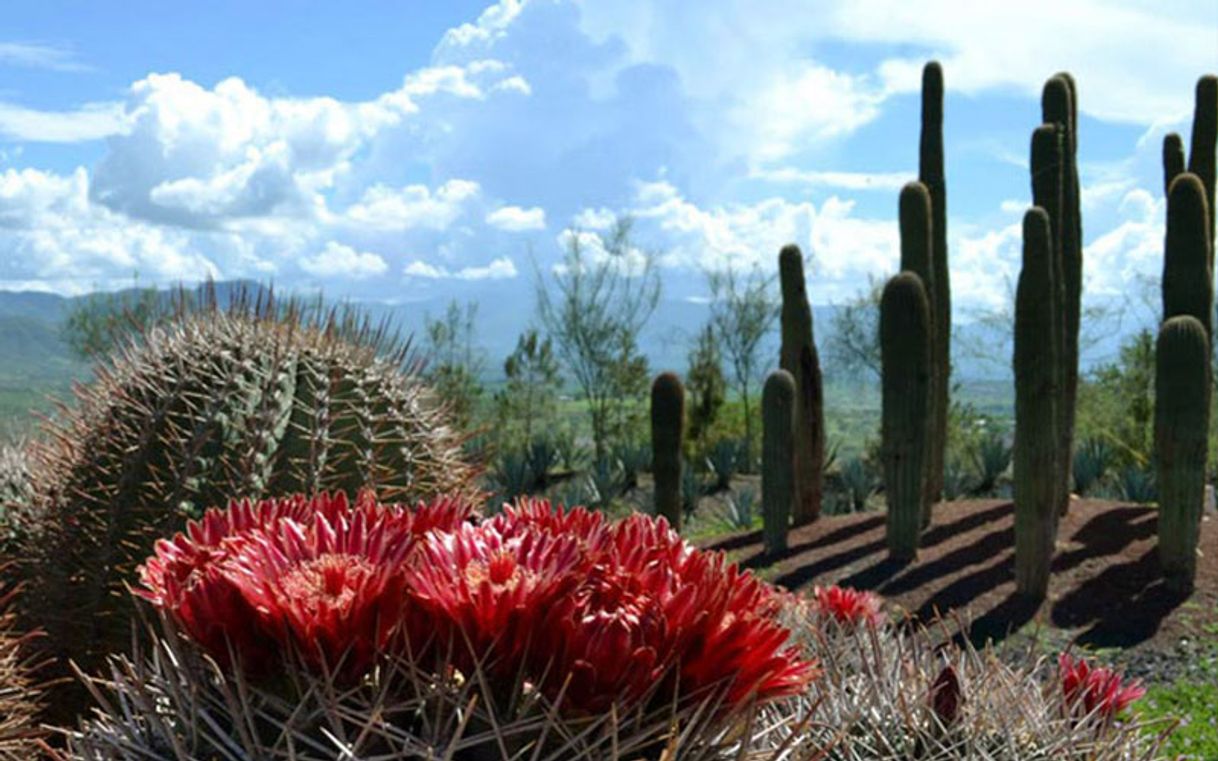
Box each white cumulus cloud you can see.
[300,241,389,279]
[486,204,546,231]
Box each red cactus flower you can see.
[490,498,609,550]
[811,585,884,627]
[929,665,962,726]
[534,511,816,714]
[1058,653,1145,720]
[408,521,585,674]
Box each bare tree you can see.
[707,265,780,470]
[535,217,661,461]
[825,275,884,383]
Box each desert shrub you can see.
[970,430,1012,496]
[67,494,815,760]
[525,436,559,489]
[1116,465,1158,504]
[489,448,537,502]
[588,456,626,509]
[681,459,704,520]
[705,437,744,492]
[942,457,973,501]
[836,457,877,512]
[614,441,651,490]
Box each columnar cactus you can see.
[762,369,796,555]
[898,181,937,527]
[15,290,475,724]
[1163,173,1214,339]
[1164,133,1186,196]
[650,372,685,531]
[1014,208,1061,600]
[778,244,825,525]
[1042,74,1082,516]
[1188,74,1217,249]
[881,272,931,562]
[919,61,951,510]
[1155,315,1211,593]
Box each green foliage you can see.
[779,244,826,525]
[1117,465,1158,504]
[971,431,1012,497]
[707,266,779,471]
[424,299,485,432]
[880,271,931,561]
[836,457,877,513]
[762,370,796,555]
[1076,330,1156,469]
[489,449,537,503]
[705,438,743,492]
[721,487,758,532]
[681,458,704,521]
[1013,206,1059,599]
[535,216,660,462]
[60,279,186,360]
[1136,645,1218,760]
[494,329,562,449]
[685,323,727,447]
[942,457,972,501]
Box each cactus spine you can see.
[650,372,685,531]
[1041,74,1082,517]
[898,181,936,526]
[778,244,825,525]
[1155,315,1210,592]
[762,369,796,555]
[881,272,932,562]
[1163,173,1214,338]
[1014,208,1060,600]
[918,61,950,512]
[1164,133,1186,196]
[1188,75,1217,249]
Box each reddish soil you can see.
[703,499,1218,653]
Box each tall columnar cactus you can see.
[650,372,685,531]
[762,369,796,555]
[881,272,932,562]
[918,61,950,510]
[1155,315,1211,593]
[778,244,825,525]
[1189,74,1217,249]
[1163,173,1214,339]
[1014,208,1061,600]
[1164,133,1186,196]
[14,290,475,724]
[898,181,937,527]
[1042,74,1082,516]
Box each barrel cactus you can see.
[762,370,796,556]
[898,181,938,528]
[881,272,932,562]
[1155,315,1211,593]
[1163,173,1214,339]
[778,245,826,526]
[919,60,951,509]
[1014,207,1060,600]
[13,290,476,723]
[650,372,685,531]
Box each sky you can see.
[0,0,1216,321]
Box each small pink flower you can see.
[811,585,885,627]
[1059,653,1145,719]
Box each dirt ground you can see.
[702,498,1218,667]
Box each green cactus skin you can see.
[1163,173,1214,340]
[1155,315,1211,593]
[1014,208,1061,600]
[778,244,825,525]
[898,181,937,527]
[1042,74,1082,517]
[16,290,475,724]
[1188,75,1217,250]
[918,61,951,511]
[650,372,685,532]
[881,272,932,562]
[762,369,796,555]
[1164,133,1187,196]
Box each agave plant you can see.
[489,448,537,502]
[970,431,1012,496]
[837,457,877,513]
[942,457,973,502]
[69,494,818,760]
[1117,465,1158,504]
[525,436,559,489]
[614,441,651,491]
[720,487,757,531]
[682,459,704,521]
[1073,437,1114,497]
[588,456,626,509]
[705,438,743,492]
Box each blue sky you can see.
[1,0,1216,321]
